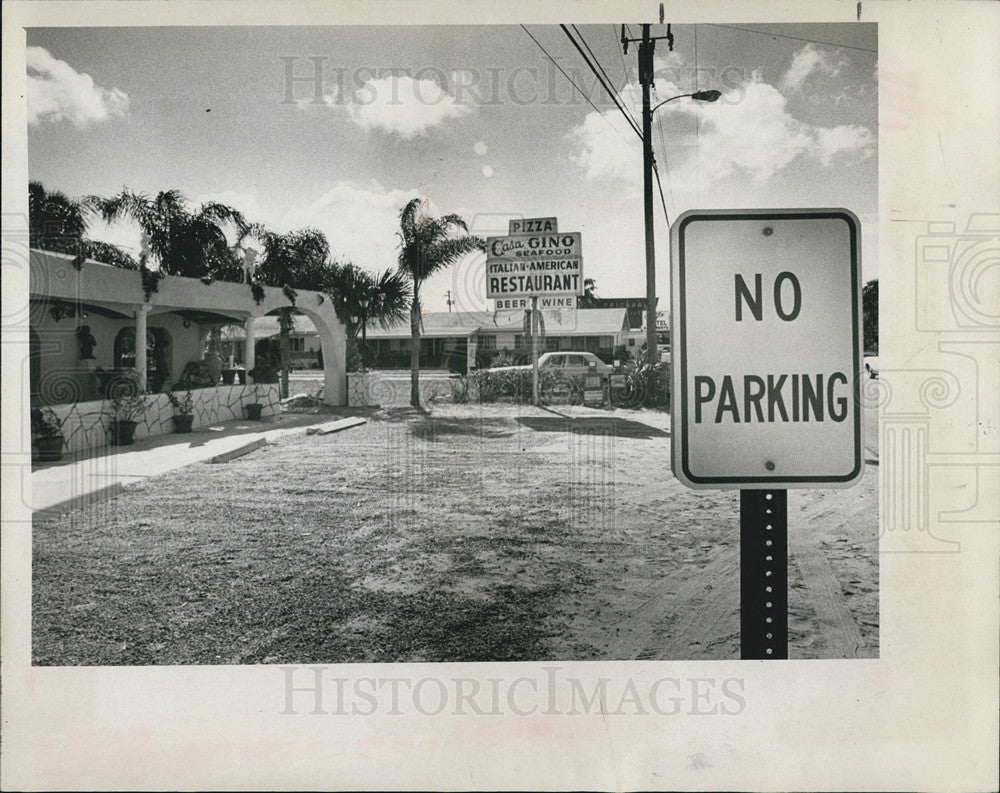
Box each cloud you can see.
[87,181,450,275]
[282,180,423,272]
[194,190,266,224]
[86,218,142,256]
[345,75,470,138]
[780,43,846,93]
[568,70,873,190]
[26,47,129,128]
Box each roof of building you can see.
[365,308,628,339]
[222,307,628,340]
[220,314,319,340]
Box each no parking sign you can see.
[670,209,864,489]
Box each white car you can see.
[490,351,612,377]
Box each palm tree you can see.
[29,181,86,255]
[578,278,599,308]
[85,189,249,279]
[30,181,139,269]
[363,268,411,350]
[323,262,411,370]
[396,198,484,407]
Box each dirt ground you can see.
[32,402,877,664]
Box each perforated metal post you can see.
[740,489,788,659]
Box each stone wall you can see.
[347,372,456,407]
[45,383,281,454]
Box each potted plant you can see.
[221,368,236,385]
[243,385,264,420]
[31,407,66,462]
[167,389,195,433]
[105,391,149,446]
[235,367,247,385]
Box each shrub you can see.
[469,368,583,405]
[450,376,470,404]
[31,407,63,438]
[250,337,281,384]
[167,389,194,415]
[620,359,670,408]
[105,391,150,422]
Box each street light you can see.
[650,89,721,116]
[642,87,721,365]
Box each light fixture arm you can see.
[650,89,721,116]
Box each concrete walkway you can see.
[30,411,365,516]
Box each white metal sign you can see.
[670,209,863,489]
[485,232,583,300]
[493,295,577,310]
[509,217,558,235]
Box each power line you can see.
[519,25,610,122]
[613,24,631,88]
[651,161,671,227]
[560,24,643,141]
[574,24,639,130]
[652,98,676,220]
[706,23,877,54]
[573,24,619,97]
[561,24,642,140]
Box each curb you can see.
[208,438,268,464]
[33,481,126,519]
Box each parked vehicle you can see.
[489,351,612,377]
[864,356,879,379]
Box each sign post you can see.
[670,208,862,659]
[531,295,540,406]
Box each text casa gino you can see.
[485,232,583,300]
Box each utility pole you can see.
[624,21,672,365]
[445,289,454,312]
[639,24,657,365]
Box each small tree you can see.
[578,278,599,308]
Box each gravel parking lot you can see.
[32,402,877,664]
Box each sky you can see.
[26,23,877,313]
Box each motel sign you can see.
[670,209,863,489]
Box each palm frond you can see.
[424,234,485,271]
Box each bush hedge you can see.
[469,368,585,404]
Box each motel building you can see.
[254,307,632,374]
[27,249,348,455]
